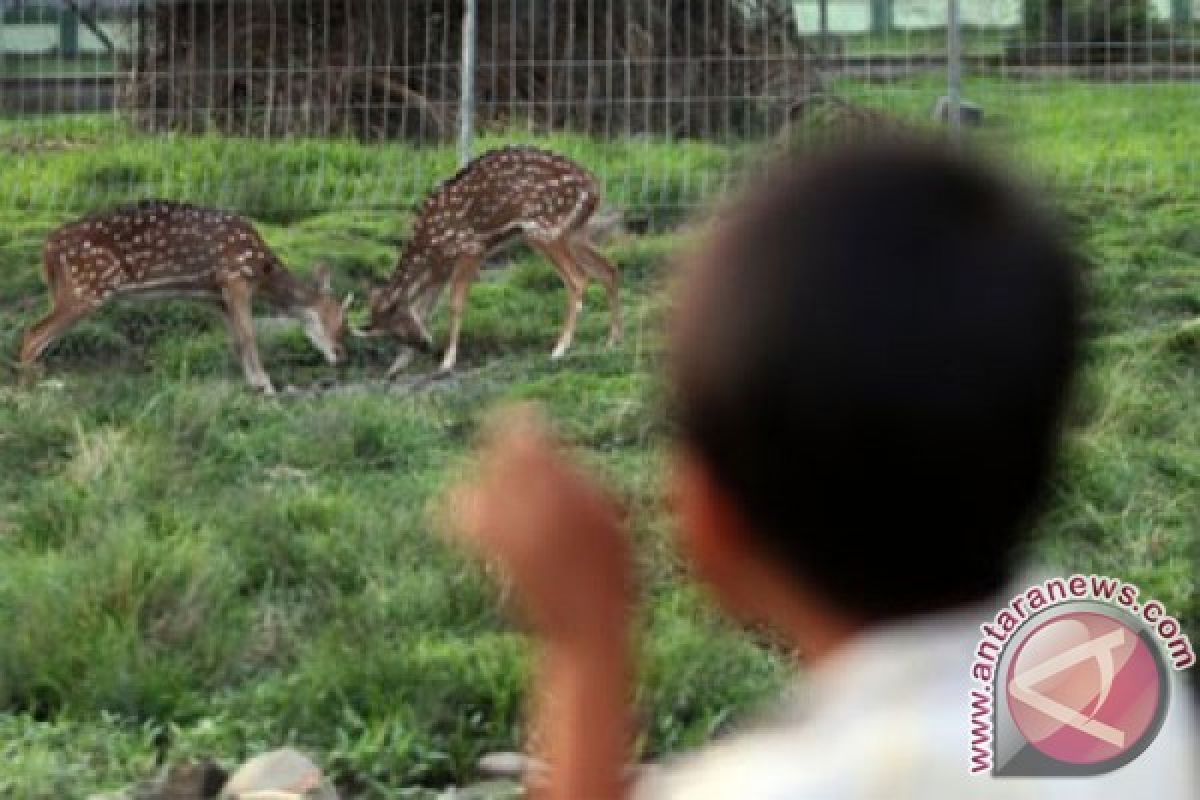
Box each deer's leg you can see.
[385,348,415,380]
[19,302,94,366]
[439,254,484,373]
[221,281,275,396]
[386,286,442,380]
[531,238,587,361]
[570,235,622,348]
[19,249,96,371]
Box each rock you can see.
[931,96,984,127]
[87,766,166,800]
[158,761,228,800]
[475,752,657,790]
[476,752,537,781]
[218,748,338,800]
[89,760,226,800]
[437,780,524,799]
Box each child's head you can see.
[669,140,1084,628]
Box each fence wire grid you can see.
[2,1,1200,222]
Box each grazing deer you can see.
[357,146,621,375]
[19,200,351,395]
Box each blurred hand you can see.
[438,403,634,648]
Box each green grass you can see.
[0,115,743,231]
[827,24,1200,58]
[826,27,1009,57]
[0,54,120,76]
[1,79,1198,797]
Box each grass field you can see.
[1,79,1197,797]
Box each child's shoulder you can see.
[631,671,1200,800]
[630,714,872,800]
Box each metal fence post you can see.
[1172,0,1193,26]
[946,0,963,145]
[459,0,478,167]
[818,0,830,64]
[60,5,80,59]
[870,0,892,35]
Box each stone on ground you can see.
[217,748,338,800]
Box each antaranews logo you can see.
[968,574,1194,776]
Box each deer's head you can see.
[300,264,352,365]
[354,287,434,352]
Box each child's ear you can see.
[673,451,804,631]
[672,449,751,594]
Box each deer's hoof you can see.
[386,350,416,379]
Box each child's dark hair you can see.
[670,140,1084,622]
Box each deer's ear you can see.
[315,264,333,294]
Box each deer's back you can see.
[47,201,278,302]
[418,147,600,255]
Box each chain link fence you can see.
[2,1,1199,219]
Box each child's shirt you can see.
[632,595,1198,799]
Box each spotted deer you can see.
[357,146,621,375]
[19,200,351,394]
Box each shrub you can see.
[1022,1,1167,63]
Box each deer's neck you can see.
[259,266,316,315]
[391,236,452,307]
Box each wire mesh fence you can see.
[2,1,1200,220]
